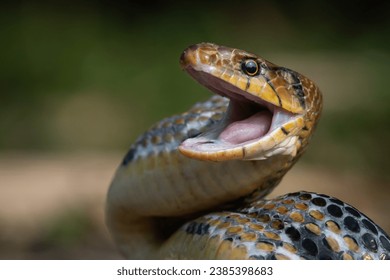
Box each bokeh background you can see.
[0,0,389,259]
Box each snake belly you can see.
[106,43,390,260]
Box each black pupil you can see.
[243,60,258,75]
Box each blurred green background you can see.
[0,0,389,259]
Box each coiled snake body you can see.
[106,43,390,260]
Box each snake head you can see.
[179,43,322,161]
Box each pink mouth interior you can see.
[219,110,272,144]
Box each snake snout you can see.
[180,43,208,69]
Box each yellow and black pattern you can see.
[163,191,390,260]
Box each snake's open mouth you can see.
[179,67,302,161]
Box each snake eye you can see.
[241,59,259,76]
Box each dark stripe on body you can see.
[281,127,289,135]
[293,83,305,108]
[263,75,283,107]
[122,147,136,166]
[279,67,306,108]
[274,91,283,107]
[245,77,251,91]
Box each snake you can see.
[106,43,390,260]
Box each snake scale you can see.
[106,43,390,260]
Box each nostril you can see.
[179,50,187,65]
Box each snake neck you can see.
[106,149,294,259]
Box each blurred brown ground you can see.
[0,152,388,259]
[0,153,121,259]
